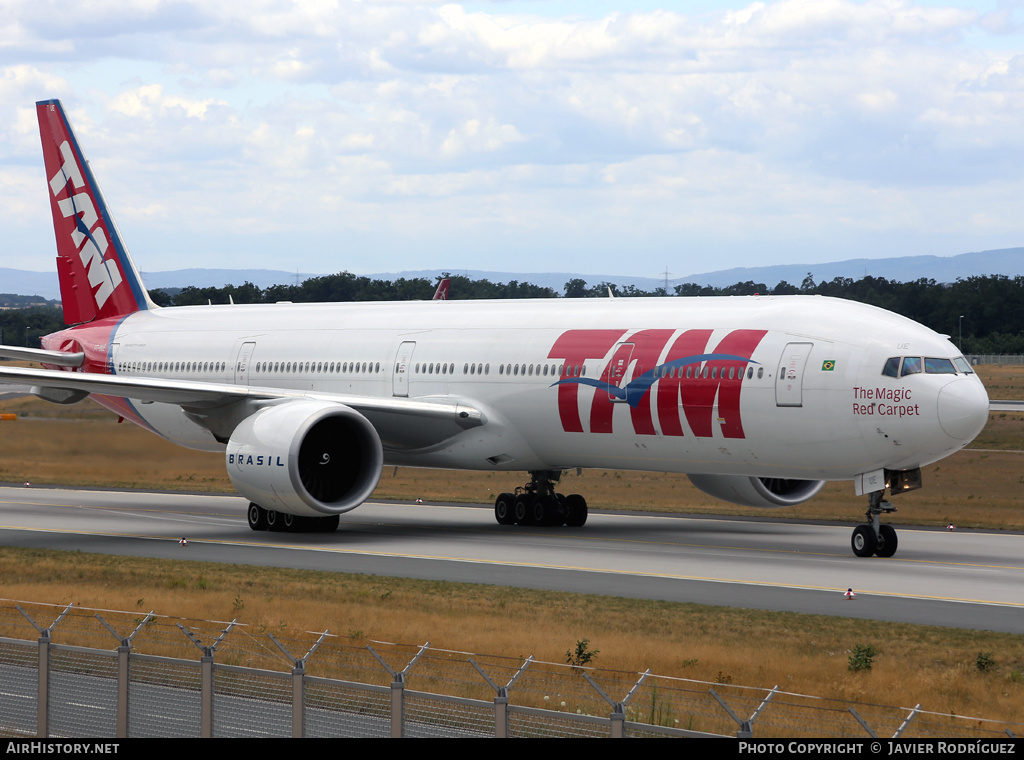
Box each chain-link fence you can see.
[0,600,1019,739]
[970,355,1024,365]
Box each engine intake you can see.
[226,400,383,517]
[687,474,825,508]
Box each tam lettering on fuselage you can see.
[548,328,766,437]
[49,139,122,309]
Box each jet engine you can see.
[687,474,825,508]
[226,400,383,517]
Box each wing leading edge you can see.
[0,364,485,450]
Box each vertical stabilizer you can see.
[432,277,451,301]
[37,99,153,324]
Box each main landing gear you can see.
[247,502,340,533]
[494,470,589,528]
[851,491,898,558]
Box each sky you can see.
[2,0,1023,280]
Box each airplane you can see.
[0,99,990,557]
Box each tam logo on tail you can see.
[49,140,123,309]
[37,99,150,324]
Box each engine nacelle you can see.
[226,400,383,517]
[687,474,825,508]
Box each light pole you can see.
[958,315,964,352]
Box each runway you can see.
[1,486,1022,634]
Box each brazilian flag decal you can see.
[822,360,835,371]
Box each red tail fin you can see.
[432,278,450,301]
[37,100,153,324]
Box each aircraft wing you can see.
[0,364,485,450]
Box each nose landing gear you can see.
[851,491,898,558]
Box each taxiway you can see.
[0,486,1021,633]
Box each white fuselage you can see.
[86,294,987,482]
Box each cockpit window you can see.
[885,355,972,377]
[924,357,957,374]
[900,357,922,376]
[953,356,974,374]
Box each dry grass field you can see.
[0,362,1021,727]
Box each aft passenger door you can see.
[776,342,813,407]
[606,342,635,402]
[234,341,256,385]
[393,341,416,397]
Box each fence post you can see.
[583,668,649,738]
[37,630,49,737]
[710,684,778,738]
[268,630,330,739]
[470,655,532,738]
[96,611,153,740]
[494,692,508,738]
[292,661,305,738]
[390,673,405,738]
[610,703,625,738]
[200,653,213,738]
[18,603,74,738]
[367,641,429,739]
[177,618,238,739]
[117,645,129,738]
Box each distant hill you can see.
[366,247,1024,291]
[5,247,1022,299]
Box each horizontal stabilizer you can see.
[0,345,84,367]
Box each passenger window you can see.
[882,357,900,377]
[901,357,922,376]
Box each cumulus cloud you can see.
[3,0,1023,276]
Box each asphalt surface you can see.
[1,486,1021,633]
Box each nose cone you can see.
[937,377,989,442]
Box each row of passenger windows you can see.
[253,361,382,374]
[118,361,226,373]
[655,364,764,381]
[415,362,587,377]
[415,361,763,380]
[881,356,973,378]
[117,357,764,383]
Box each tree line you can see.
[2,273,1022,353]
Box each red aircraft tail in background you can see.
[432,278,450,301]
